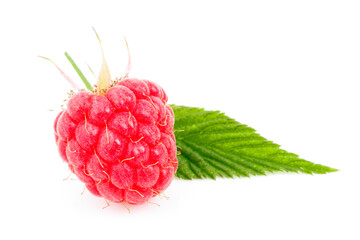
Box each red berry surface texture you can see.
[54,78,177,205]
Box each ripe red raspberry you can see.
[54,78,177,205]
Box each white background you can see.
[0,1,359,239]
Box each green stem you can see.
[64,52,93,91]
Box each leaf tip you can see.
[325,167,339,173]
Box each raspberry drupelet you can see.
[54,78,177,205]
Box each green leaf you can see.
[64,52,93,91]
[171,105,338,180]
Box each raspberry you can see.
[54,78,177,205]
